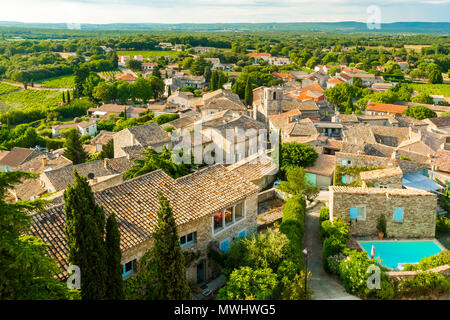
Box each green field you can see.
[407,83,450,97]
[0,89,63,111]
[117,50,179,59]
[40,75,75,88]
[0,83,20,95]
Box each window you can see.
[213,202,245,234]
[341,160,347,166]
[350,207,365,220]
[394,208,404,222]
[235,202,244,221]
[180,232,196,247]
[224,207,233,226]
[122,259,136,278]
[214,211,223,231]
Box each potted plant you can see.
[377,215,387,239]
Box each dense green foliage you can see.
[0,171,79,300]
[403,105,437,120]
[63,129,88,164]
[280,142,318,172]
[278,166,319,202]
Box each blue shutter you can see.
[220,239,230,252]
[375,185,380,188]
[342,160,347,166]
[238,229,246,239]
[394,208,403,222]
[342,176,347,184]
[350,208,358,219]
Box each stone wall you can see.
[113,129,133,158]
[330,188,436,238]
[386,265,450,280]
[335,152,395,168]
[398,159,428,174]
[121,191,259,284]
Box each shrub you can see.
[327,253,345,275]
[395,272,450,297]
[338,249,378,295]
[377,215,387,236]
[319,206,330,224]
[323,236,346,272]
[436,216,450,233]
[154,113,179,125]
[217,267,278,300]
[403,251,450,271]
[320,219,350,244]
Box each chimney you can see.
[42,157,48,167]
[103,158,108,169]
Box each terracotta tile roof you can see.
[29,164,259,279]
[398,139,435,156]
[272,72,296,80]
[299,83,324,93]
[325,139,343,150]
[329,186,434,196]
[304,154,335,177]
[427,116,450,128]
[328,77,343,84]
[268,109,301,124]
[227,154,278,183]
[16,154,72,174]
[359,166,403,180]
[116,73,137,81]
[0,150,9,161]
[433,149,450,173]
[248,52,271,59]
[42,157,132,191]
[0,147,38,167]
[366,102,408,114]
[127,123,171,146]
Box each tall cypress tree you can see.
[153,193,191,300]
[244,77,253,106]
[167,85,172,97]
[64,170,108,300]
[105,212,123,300]
[63,129,88,164]
[67,90,71,102]
[62,91,66,104]
[210,70,218,91]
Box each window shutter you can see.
[342,160,347,166]
[394,208,403,222]
[350,208,358,219]
[238,229,246,239]
[220,239,230,252]
[342,176,346,184]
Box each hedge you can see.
[279,194,306,263]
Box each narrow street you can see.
[303,202,360,300]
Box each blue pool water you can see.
[359,241,444,269]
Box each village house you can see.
[7,153,72,201]
[39,157,133,194]
[200,89,248,117]
[304,153,335,188]
[52,120,97,138]
[88,104,147,119]
[171,75,206,91]
[115,73,137,83]
[113,123,172,158]
[268,56,291,66]
[0,147,42,172]
[359,166,404,189]
[193,46,218,54]
[89,131,115,153]
[141,62,158,71]
[329,186,437,239]
[366,102,409,117]
[29,164,260,284]
[424,116,450,134]
[248,52,271,64]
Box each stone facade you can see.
[329,186,437,238]
[253,87,283,124]
[121,192,259,284]
[335,152,395,168]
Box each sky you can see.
[0,0,449,24]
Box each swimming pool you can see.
[358,240,446,270]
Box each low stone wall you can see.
[386,265,450,280]
[257,188,290,203]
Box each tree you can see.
[152,66,161,79]
[147,76,165,100]
[62,91,66,104]
[210,70,218,91]
[411,93,433,105]
[244,77,253,106]
[64,170,108,300]
[99,139,114,159]
[278,166,319,202]
[126,59,142,72]
[167,85,172,97]
[428,69,443,84]
[133,77,153,103]
[105,213,123,300]
[403,105,437,120]
[63,129,88,164]
[153,193,191,300]
[74,65,90,98]
[67,90,71,102]
[0,171,79,300]
[124,147,190,180]
[280,142,318,171]
[190,58,209,76]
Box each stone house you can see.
[113,123,171,158]
[29,164,260,284]
[304,154,335,188]
[0,147,42,172]
[52,120,97,138]
[360,166,403,189]
[329,186,437,238]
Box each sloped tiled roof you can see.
[366,102,408,114]
[427,116,450,128]
[359,166,403,181]
[127,123,171,146]
[304,154,335,177]
[29,164,259,279]
[433,149,450,173]
[0,147,38,167]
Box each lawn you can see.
[117,50,180,59]
[0,83,20,95]
[406,83,450,97]
[40,75,75,88]
[0,89,64,111]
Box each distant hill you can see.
[0,21,449,33]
